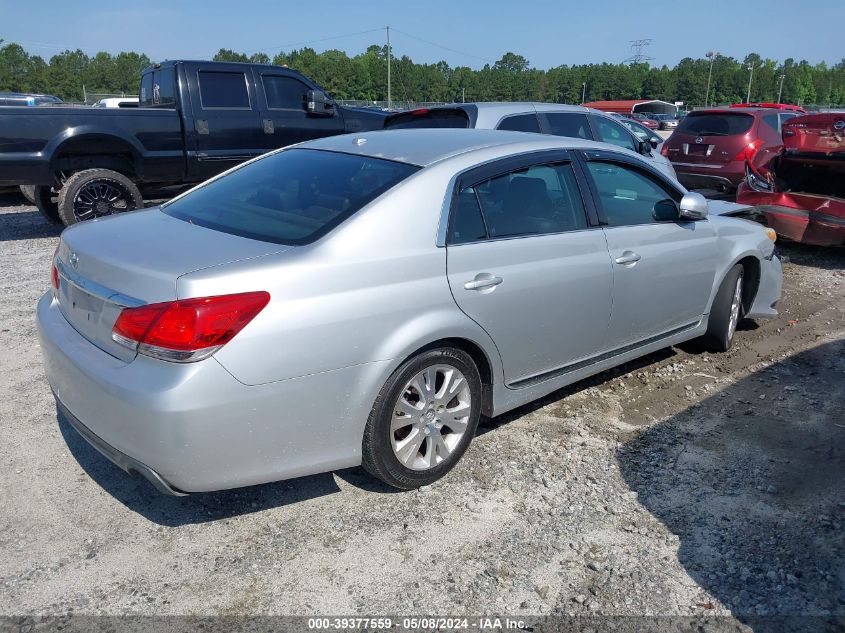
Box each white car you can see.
[92,97,139,108]
[385,102,679,182]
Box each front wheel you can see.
[19,185,36,205]
[33,185,63,225]
[362,348,482,489]
[57,169,143,226]
[700,264,744,352]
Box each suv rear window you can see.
[163,149,419,245]
[384,108,470,129]
[677,113,753,136]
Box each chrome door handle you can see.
[464,275,503,291]
[614,252,641,265]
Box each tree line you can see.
[1,39,843,108]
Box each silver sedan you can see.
[37,129,782,494]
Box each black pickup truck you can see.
[0,60,387,225]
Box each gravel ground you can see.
[0,192,843,630]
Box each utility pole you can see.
[462,87,465,103]
[746,63,757,104]
[386,26,391,110]
[777,74,786,104]
[581,82,586,104]
[705,51,718,107]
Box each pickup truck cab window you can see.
[198,71,250,109]
[262,75,309,110]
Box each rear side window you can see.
[497,114,541,133]
[152,67,176,108]
[198,71,250,109]
[262,75,308,110]
[677,113,753,136]
[163,149,419,245]
[762,114,780,133]
[139,73,154,107]
[384,109,470,129]
[540,113,593,139]
[449,162,587,243]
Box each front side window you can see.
[541,113,592,139]
[586,161,679,227]
[262,75,308,110]
[163,149,418,245]
[594,117,637,152]
[198,71,250,109]
[450,162,587,242]
[497,114,541,133]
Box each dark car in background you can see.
[738,112,845,245]
[630,112,659,129]
[647,113,679,130]
[662,108,793,192]
[0,92,63,106]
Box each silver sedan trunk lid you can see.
[55,208,291,361]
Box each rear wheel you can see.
[57,169,143,226]
[362,348,482,489]
[19,185,36,205]
[33,185,63,225]
[700,264,744,352]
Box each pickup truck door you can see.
[185,64,267,180]
[254,69,345,151]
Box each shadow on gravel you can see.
[618,340,844,633]
[57,408,344,527]
[776,242,845,272]
[0,208,62,241]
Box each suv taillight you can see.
[660,144,669,157]
[112,291,270,362]
[735,139,762,162]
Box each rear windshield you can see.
[163,149,419,245]
[677,113,753,136]
[384,108,470,129]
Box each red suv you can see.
[662,108,795,192]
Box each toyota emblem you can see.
[69,252,79,270]
[695,136,704,144]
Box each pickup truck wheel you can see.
[19,185,36,205]
[33,186,63,225]
[57,169,143,225]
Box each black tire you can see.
[57,169,143,226]
[19,185,36,205]
[362,348,482,489]
[33,185,63,225]
[700,264,745,353]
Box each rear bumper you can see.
[736,186,845,246]
[672,161,744,191]
[37,291,384,493]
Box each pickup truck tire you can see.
[19,185,36,205]
[33,186,63,225]
[57,169,143,226]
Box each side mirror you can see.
[650,139,659,150]
[653,198,680,222]
[306,89,334,117]
[679,192,709,220]
[637,140,652,155]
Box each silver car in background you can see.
[384,102,679,182]
[38,129,782,494]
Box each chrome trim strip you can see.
[55,259,144,308]
[671,162,724,169]
[508,320,701,389]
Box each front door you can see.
[445,156,614,385]
[582,156,718,350]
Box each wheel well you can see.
[737,256,761,314]
[413,338,495,417]
[52,136,138,181]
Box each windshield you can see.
[163,149,419,245]
[677,113,754,137]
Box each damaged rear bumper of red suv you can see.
[737,187,845,246]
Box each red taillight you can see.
[112,291,270,362]
[735,139,762,162]
[660,144,669,157]
[410,108,430,116]
[51,250,60,292]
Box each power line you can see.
[390,28,493,65]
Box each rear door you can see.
[186,64,267,180]
[445,152,614,386]
[255,69,344,151]
[580,151,717,349]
